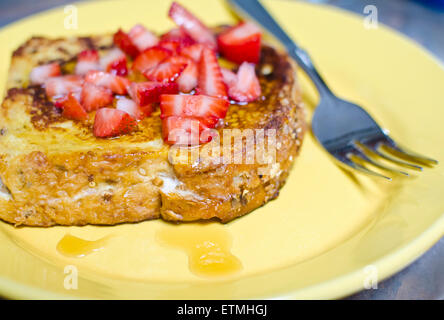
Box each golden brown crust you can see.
[0,36,306,226]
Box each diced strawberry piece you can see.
[84,71,130,95]
[179,43,205,62]
[100,48,123,70]
[128,24,159,52]
[100,48,128,76]
[108,57,128,76]
[80,82,113,112]
[93,108,137,138]
[197,47,227,99]
[116,97,146,120]
[75,50,101,75]
[30,62,61,85]
[158,31,196,54]
[168,2,217,50]
[55,93,88,120]
[160,28,195,47]
[177,58,198,92]
[69,91,82,103]
[132,46,172,73]
[220,67,237,87]
[218,22,262,64]
[140,104,154,117]
[160,94,229,119]
[162,116,214,145]
[143,56,187,83]
[128,81,178,106]
[113,29,140,58]
[227,62,261,102]
[44,75,83,98]
[78,49,99,61]
[202,115,221,128]
[157,40,182,54]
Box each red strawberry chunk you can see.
[160,94,229,119]
[198,47,227,99]
[177,58,198,92]
[75,50,101,75]
[84,71,130,95]
[143,56,188,83]
[162,116,214,145]
[140,104,154,117]
[128,24,159,52]
[160,28,195,47]
[220,67,237,87]
[108,57,128,77]
[116,97,145,120]
[113,29,140,58]
[55,93,88,120]
[227,62,261,102]
[100,48,128,76]
[128,81,178,106]
[44,75,83,98]
[157,40,182,54]
[168,2,217,50]
[218,22,262,64]
[30,62,61,85]
[132,46,172,73]
[80,82,113,112]
[54,92,78,109]
[93,108,137,138]
[179,43,205,62]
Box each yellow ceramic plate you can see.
[1,0,444,299]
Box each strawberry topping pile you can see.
[29,2,263,144]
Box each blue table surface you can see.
[0,0,442,300]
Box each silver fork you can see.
[228,0,438,180]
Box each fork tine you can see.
[358,141,424,171]
[382,141,438,165]
[339,156,392,180]
[349,145,410,176]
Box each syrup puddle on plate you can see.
[156,224,242,278]
[56,234,110,258]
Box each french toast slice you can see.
[0,34,306,226]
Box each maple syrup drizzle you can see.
[56,234,110,258]
[157,225,242,278]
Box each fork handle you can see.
[228,0,333,98]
